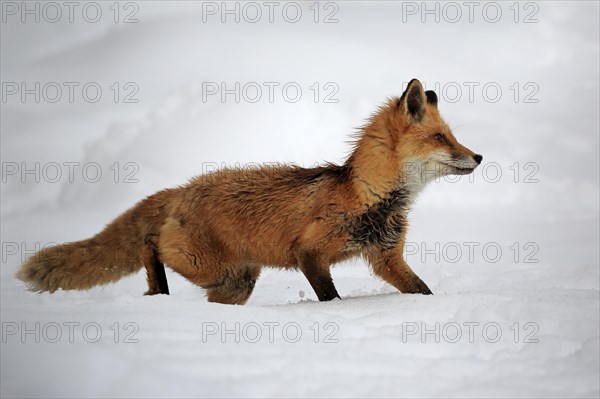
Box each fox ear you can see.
[400,79,426,122]
[425,90,438,107]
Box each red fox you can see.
[17,79,482,304]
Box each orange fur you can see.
[17,79,482,304]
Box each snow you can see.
[1,1,599,397]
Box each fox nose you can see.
[473,154,483,164]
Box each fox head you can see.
[391,79,483,184]
[350,79,483,202]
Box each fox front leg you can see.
[297,251,341,301]
[367,247,432,295]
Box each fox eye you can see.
[434,133,445,143]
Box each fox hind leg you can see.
[206,266,261,305]
[142,236,170,295]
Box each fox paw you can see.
[404,278,433,295]
[144,288,169,296]
[417,284,433,295]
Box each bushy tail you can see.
[16,189,176,293]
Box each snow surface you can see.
[1,1,599,398]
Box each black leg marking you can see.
[150,250,170,295]
[298,252,340,302]
[143,236,170,295]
